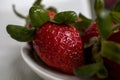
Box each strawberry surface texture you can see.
[33,22,84,74]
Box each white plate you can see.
[21,44,82,80]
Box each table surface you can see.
[0,0,91,80]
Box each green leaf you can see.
[29,6,50,28]
[96,64,108,79]
[74,62,108,79]
[94,0,104,15]
[100,40,120,64]
[97,10,112,39]
[111,11,120,23]
[73,21,91,31]
[47,6,58,13]
[79,13,93,23]
[52,11,77,24]
[73,13,93,31]
[74,63,102,78]
[33,0,44,8]
[12,5,26,19]
[6,25,35,42]
[33,0,42,6]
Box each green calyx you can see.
[47,7,58,13]
[94,0,105,15]
[29,6,50,28]
[33,0,43,7]
[51,11,78,24]
[6,25,35,42]
[101,40,120,64]
[74,38,108,79]
[71,13,93,34]
[111,0,120,12]
[7,6,50,42]
[74,62,108,79]
[7,1,78,42]
[97,10,112,40]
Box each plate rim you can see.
[21,43,80,80]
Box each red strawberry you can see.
[27,11,56,46]
[28,23,33,29]
[83,22,99,43]
[82,22,99,64]
[104,57,120,80]
[104,0,116,9]
[108,31,120,43]
[47,10,56,20]
[6,1,83,77]
[33,22,84,74]
[83,22,120,79]
[7,6,83,74]
[83,22,118,43]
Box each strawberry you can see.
[82,22,99,64]
[7,5,85,75]
[28,10,56,46]
[33,22,84,74]
[104,0,116,9]
[74,1,120,78]
[104,57,120,80]
[103,31,120,80]
[83,22,120,79]
[47,10,56,19]
[108,31,120,43]
[83,22,119,43]
[83,22,99,43]
[29,8,84,74]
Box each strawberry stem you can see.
[12,5,27,19]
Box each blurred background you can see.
[91,0,118,19]
[0,0,118,80]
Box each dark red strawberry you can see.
[103,31,120,80]
[104,0,117,9]
[73,1,120,80]
[28,23,33,29]
[33,22,84,74]
[104,57,120,80]
[83,21,120,79]
[83,22,118,43]
[108,31,120,43]
[83,22,99,43]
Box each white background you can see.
[0,0,91,80]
